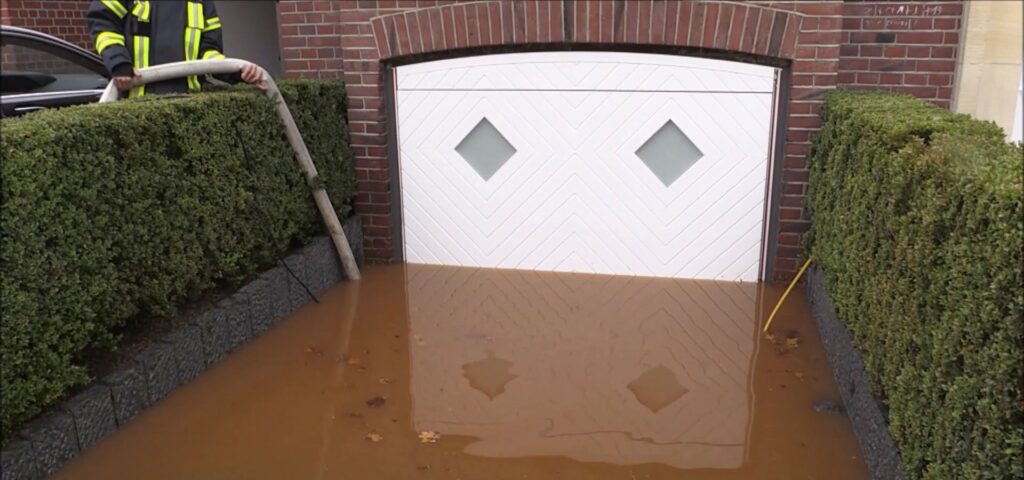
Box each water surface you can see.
[56,264,868,479]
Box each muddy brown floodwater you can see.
[56,264,869,480]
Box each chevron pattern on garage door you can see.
[405,264,759,469]
[396,51,776,93]
[396,53,775,281]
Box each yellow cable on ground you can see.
[762,255,815,333]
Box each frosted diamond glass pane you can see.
[455,118,517,181]
[635,120,704,187]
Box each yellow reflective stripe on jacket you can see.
[203,16,221,32]
[185,1,204,90]
[130,35,150,97]
[186,1,204,28]
[95,31,125,53]
[128,1,150,96]
[100,0,128,18]
[131,0,150,21]
[185,26,202,90]
[202,50,225,60]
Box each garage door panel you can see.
[397,53,776,281]
[599,145,761,238]
[672,198,766,271]
[405,152,582,265]
[661,163,768,242]
[400,93,552,215]
[397,52,775,93]
[700,237,765,281]
[607,94,770,204]
[402,182,490,262]
[403,197,468,265]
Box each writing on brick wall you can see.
[877,4,945,17]
[881,18,911,29]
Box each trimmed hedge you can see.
[0,80,354,440]
[807,91,1023,479]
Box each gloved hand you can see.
[241,63,267,91]
[113,67,140,91]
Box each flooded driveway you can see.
[55,265,868,479]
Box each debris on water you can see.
[345,356,364,366]
[418,431,441,443]
[365,432,383,443]
[813,400,845,414]
[303,346,323,356]
[765,330,802,355]
[345,412,363,418]
[416,465,430,471]
[794,371,806,381]
[366,396,387,408]
[378,377,395,385]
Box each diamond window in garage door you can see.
[635,120,704,187]
[455,118,517,181]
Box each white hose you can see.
[100,59,361,280]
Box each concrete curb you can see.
[0,217,362,480]
[805,267,906,480]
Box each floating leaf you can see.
[378,377,395,385]
[365,432,383,443]
[418,431,441,443]
[345,356,364,366]
[366,396,387,408]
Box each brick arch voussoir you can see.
[371,1,805,62]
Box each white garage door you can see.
[395,52,777,281]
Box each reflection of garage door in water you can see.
[396,52,777,281]
[406,265,758,469]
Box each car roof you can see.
[1,25,103,65]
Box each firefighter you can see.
[86,0,264,96]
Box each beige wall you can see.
[953,0,1024,140]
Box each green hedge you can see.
[807,91,1023,479]
[0,80,354,440]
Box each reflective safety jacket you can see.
[86,0,226,96]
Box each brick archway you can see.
[369,2,806,62]
[362,1,835,281]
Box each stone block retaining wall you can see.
[0,218,362,480]
[806,267,905,480]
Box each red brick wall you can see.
[839,1,961,108]
[3,0,965,281]
[1,0,92,50]
[275,0,864,281]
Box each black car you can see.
[1,25,109,117]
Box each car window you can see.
[1,42,108,95]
